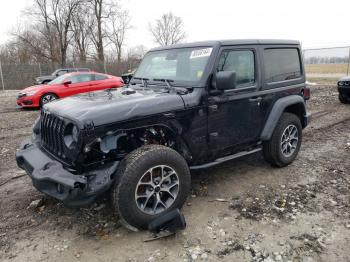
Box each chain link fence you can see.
[0,60,135,90]
[1,46,350,90]
[303,46,350,84]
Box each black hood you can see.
[44,88,185,127]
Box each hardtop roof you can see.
[149,39,300,51]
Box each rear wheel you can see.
[263,113,302,167]
[40,93,58,107]
[110,145,191,230]
[339,93,349,104]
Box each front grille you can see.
[40,111,66,158]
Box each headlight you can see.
[64,123,79,148]
[338,81,344,86]
[26,90,37,96]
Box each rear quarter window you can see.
[263,48,302,83]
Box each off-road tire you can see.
[263,113,302,167]
[339,93,349,104]
[110,145,191,230]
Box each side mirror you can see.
[63,80,72,85]
[215,71,237,91]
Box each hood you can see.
[44,87,185,127]
[339,76,350,82]
[21,84,48,93]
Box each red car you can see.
[17,72,124,108]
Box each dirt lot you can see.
[0,86,350,262]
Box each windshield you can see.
[51,70,59,76]
[48,75,67,85]
[133,47,213,84]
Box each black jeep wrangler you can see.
[16,39,311,230]
[337,76,350,103]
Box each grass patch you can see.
[305,63,349,74]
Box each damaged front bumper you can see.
[16,139,118,207]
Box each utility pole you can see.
[347,47,350,76]
[0,58,4,91]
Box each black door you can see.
[207,47,264,156]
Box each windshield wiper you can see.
[152,78,174,91]
[130,77,149,89]
[152,78,190,94]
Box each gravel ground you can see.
[0,86,349,262]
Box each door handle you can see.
[248,97,262,103]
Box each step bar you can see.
[190,148,262,170]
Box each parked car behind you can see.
[17,72,124,108]
[35,68,91,85]
[337,76,350,104]
[121,69,135,84]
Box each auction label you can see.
[190,48,212,59]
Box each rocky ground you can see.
[0,86,349,262]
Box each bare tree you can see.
[14,27,56,63]
[89,0,106,61]
[18,0,81,66]
[17,0,60,63]
[7,0,136,68]
[50,0,82,66]
[106,7,131,63]
[71,4,92,63]
[149,12,186,46]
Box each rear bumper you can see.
[16,139,118,207]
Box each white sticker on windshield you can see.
[190,48,212,59]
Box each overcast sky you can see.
[0,0,349,50]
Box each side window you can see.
[94,74,108,81]
[217,50,255,87]
[67,74,93,84]
[263,48,301,83]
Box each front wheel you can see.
[263,113,302,167]
[40,93,58,107]
[111,145,191,230]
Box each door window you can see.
[217,50,255,87]
[94,74,108,81]
[67,74,93,84]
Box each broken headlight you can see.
[64,123,79,149]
